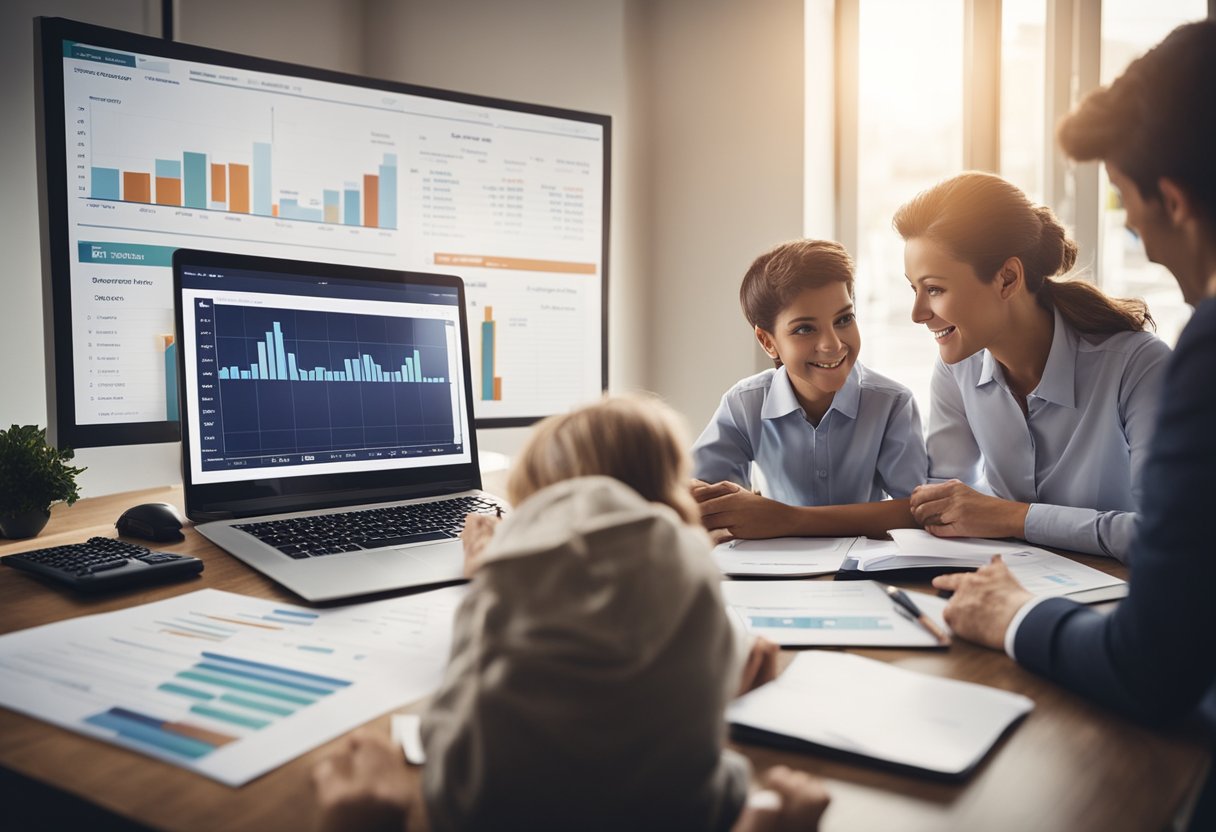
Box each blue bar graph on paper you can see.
[218,319,445,384]
[343,185,360,225]
[747,616,893,630]
[91,167,120,199]
[155,159,181,178]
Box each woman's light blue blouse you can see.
[928,307,1171,561]
[692,362,927,506]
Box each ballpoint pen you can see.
[885,585,952,646]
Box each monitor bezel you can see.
[174,249,482,521]
[35,15,611,449]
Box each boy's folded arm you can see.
[783,498,917,539]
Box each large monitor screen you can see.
[35,17,609,448]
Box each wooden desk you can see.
[0,487,1209,832]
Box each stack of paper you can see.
[722,580,949,648]
[728,651,1033,778]
[713,536,858,577]
[842,530,1127,603]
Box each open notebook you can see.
[839,530,1128,603]
[728,652,1033,779]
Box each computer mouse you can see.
[116,502,186,542]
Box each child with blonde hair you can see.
[314,395,829,832]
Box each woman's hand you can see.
[932,555,1034,651]
[692,481,795,541]
[910,480,1029,539]
[312,730,412,832]
[460,513,501,578]
[732,766,831,832]
[736,636,780,697]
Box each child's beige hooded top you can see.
[422,475,749,832]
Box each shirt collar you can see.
[976,306,1076,408]
[761,363,862,421]
[1031,306,1077,408]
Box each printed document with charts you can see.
[0,587,465,785]
[728,652,1033,779]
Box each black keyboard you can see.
[233,495,503,560]
[3,537,204,593]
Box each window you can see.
[853,0,964,410]
[999,0,1047,204]
[1098,0,1207,345]
[810,0,1211,418]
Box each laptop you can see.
[173,249,500,602]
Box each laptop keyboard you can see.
[233,495,502,560]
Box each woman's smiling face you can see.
[905,236,1008,364]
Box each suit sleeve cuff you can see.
[1004,595,1054,660]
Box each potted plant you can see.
[0,425,87,539]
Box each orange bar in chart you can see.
[434,252,596,275]
[228,163,250,213]
[363,174,379,227]
[272,204,279,217]
[155,177,182,206]
[123,171,151,203]
[210,163,226,202]
[493,377,502,400]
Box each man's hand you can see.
[692,480,795,540]
[312,730,412,832]
[460,512,501,578]
[932,555,1034,651]
[737,636,780,697]
[732,766,831,832]
[910,480,1029,539]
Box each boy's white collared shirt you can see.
[693,362,927,506]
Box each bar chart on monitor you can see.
[192,298,462,472]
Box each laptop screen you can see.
[175,251,479,515]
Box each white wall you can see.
[642,0,805,432]
[0,0,165,496]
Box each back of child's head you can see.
[507,393,697,523]
[739,239,855,333]
[423,395,749,832]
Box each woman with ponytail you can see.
[893,171,1170,560]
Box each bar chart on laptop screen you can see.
[192,297,462,473]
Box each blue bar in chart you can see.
[378,153,397,230]
[253,142,272,216]
[164,336,178,421]
[279,199,324,222]
[183,152,207,209]
[155,159,181,179]
[91,167,120,199]
[343,184,360,226]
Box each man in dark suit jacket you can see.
[931,20,1216,831]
